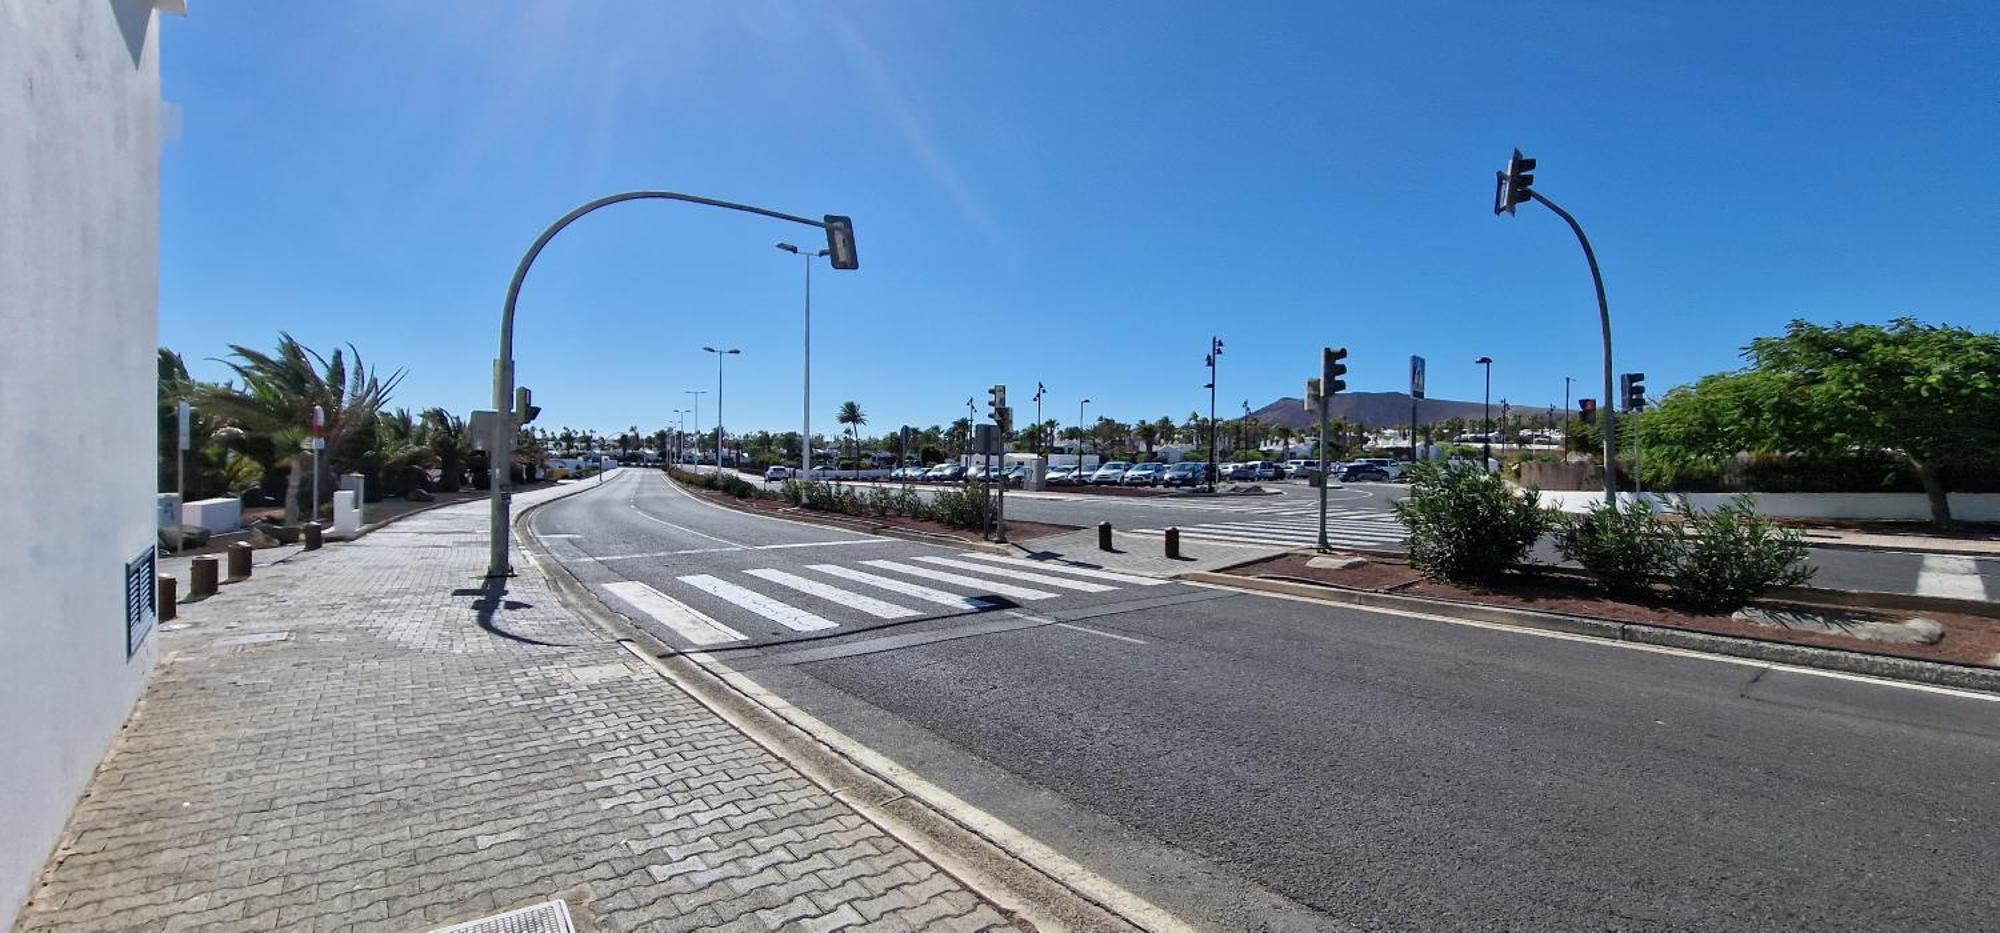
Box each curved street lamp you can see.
[776,242,830,475]
[704,347,741,476]
[486,192,857,577]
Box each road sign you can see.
[1410,355,1426,400]
[468,409,504,452]
[176,400,191,450]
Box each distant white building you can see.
[0,2,176,925]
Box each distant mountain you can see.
[1249,391,1500,430]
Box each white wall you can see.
[1541,491,2000,522]
[0,2,163,925]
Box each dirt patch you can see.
[1226,552,2000,668]
[674,480,1078,545]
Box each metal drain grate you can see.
[430,900,574,933]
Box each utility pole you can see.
[1078,398,1091,475]
[310,405,325,523]
[174,399,190,552]
[1318,348,1349,551]
[775,242,828,476]
[686,390,706,467]
[1475,357,1493,471]
[1205,336,1223,491]
[1409,355,1425,464]
[1033,382,1045,460]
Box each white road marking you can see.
[1916,555,1991,601]
[860,560,1060,601]
[743,569,920,619]
[627,503,747,548]
[1055,622,1148,644]
[536,533,583,539]
[677,574,838,631]
[955,552,1171,586]
[754,539,893,550]
[808,564,1001,611]
[1187,580,2000,704]
[909,556,1117,593]
[603,581,746,645]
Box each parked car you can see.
[925,463,965,482]
[1090,461,1131,484]
[1161,461,1215,487]
[1350,457,1405,480]
[1000,463,1027,488]
[1121,462,1167,486]
[805,465,839,480]
[1339,462,1392,482]
[1283,459,1317,478]
[1220,462,1254,481]
[1045,464,1078,486]
[763,465,793,481]
[1237,461,1284,481]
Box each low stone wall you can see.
[1541,490,2000,522]
[181,497,241,533]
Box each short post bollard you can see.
[303,521,323,551]
[226,541,253,581]
[189,555,219,597]
[1098,521,1113,551]
[1165,527,1181,560]
[158,575,177,621]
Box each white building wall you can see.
[0,2,164,925]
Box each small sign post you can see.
[175,400,190,553]
[310,405,326,524]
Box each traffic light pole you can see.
[486,191,855,578]
[1528,191,1618,503]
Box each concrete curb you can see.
[1180,571,2000,695]
[1797,537,2000,558]
[516,484,1166,933]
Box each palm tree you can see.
[1134,420,1160,460]
[836,401,867,478]
[201,333,404,523]
[423,408,471,492]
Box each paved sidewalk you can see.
[16,485,1017,932]
[1797,527,2000,557]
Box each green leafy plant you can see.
[1664,495,1815,611]
[1554,501,1675,596]
[1393,461,1556,583]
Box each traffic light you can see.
[987,384,1006,422]
[1322,347,1349,394]
[513,386,540,425]
[823,215,859,270]
[1494,148,1537,215]
[1304,378,1322,413]
[1620,372,1647,411]
[1578,398,1597,420]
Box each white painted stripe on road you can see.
[1917,555,1990,601]
[807,564,1000,611]
[677,574,839,631]
[860,560,1059,601]
[1187,580,2000,704]
[954,552,1171,586]
[753,539,892,550]
[627,502,748,548]
[603,581,746,645]
[743,568,920,619]
[909,556,1117,593]
[1055,622,1148,644]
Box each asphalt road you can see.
[764,473,2000,601]
[535,471,2000,932]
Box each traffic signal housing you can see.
[823,215,859,270]
[1620,372,1647,411]
[986,384,1006,422]
[1494,149,1537,215]
[1322,347,1349,395]
[514,386,540,425]
[1578,398,1597,420]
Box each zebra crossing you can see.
[602,551,1169,646]
[1128,506,1408,551]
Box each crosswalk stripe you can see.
[678,574,839,631]
[909,556,1117,592]
[1162,522,1406,539]
[808,564,1000,611]
[954,552,1170,587]
[860,560,1059,601]
[603,581,746,645]
[1183,526,1403,542]
[742,569,920,619]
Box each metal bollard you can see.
[158,575,177,621]
[226,541,253,581]
[190,556,219,597]
[1098,521,1113,551]
[1165,527,1181,560]
[303,521,323,551]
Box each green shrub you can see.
[1393,461,1556,584]
[927,483,993,529]
[1664,495,1815,611]
[1555,502,1675,596]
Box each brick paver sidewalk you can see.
[16,485,1018,932]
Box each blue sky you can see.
[159,2,1999,440]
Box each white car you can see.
[763,466,793,481]
[1090,461,1131,484]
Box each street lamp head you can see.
[703,346,717,353]
[775,242,799,254]
[1475,356,1493,365]
[725,349,741,355]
